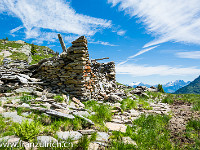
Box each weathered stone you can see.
[56,131,82,141]
[122,137,137,146]
[105,122,127,133]
[2,111,33,123]
[37,136,58,144]
[96,132,109,142]
[78,129,96,135]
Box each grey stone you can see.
[122,137,137,146]
[96,132,109,142]
[2,111,33,123]
[56,131,82,141]
[78,129,96,135]
[37,136,58,144]
[15,87,35,94]
[105,122,127,133]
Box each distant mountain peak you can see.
[129,79,190,93]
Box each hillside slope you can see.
[0,39,56,65]
[174,76,200,94]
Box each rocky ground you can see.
[0,84,199,149]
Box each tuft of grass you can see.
[193,100,200,111]
[121,98,138,111]
[9,52,28,61]
[13,120,41,142]
[53,95,64,103]
[20,94,34,104]
[162,95,174,104]
[0,55,4,65]
[30,54,54,65]
[90,104,112,125]
[126,114,173,150]
[185,119,200,149]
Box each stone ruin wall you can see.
[30,36,117,100]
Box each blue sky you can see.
[1,0,200,85]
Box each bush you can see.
[158,84,165,93]
[31,44,37,55]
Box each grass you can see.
[53,95,64,103]
[20,94,35,104]
[109,114,172,149]
[9,52,28,61]
[90,104,112,125]
[184,119,200,149]
[13,120,41,142]
[127,114,172,150]
[121,97,138,111]
[0,55,4,65]
[30,54,54,65]
[162,94,174,104]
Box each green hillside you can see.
[174,75,200,94]
[0,38,57,65]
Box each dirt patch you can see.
[168,100,200,145]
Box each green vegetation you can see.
[90,104,112,124]
[31,54,54,64]
[109,114,172,150]
[20,93,35,104]
[175,75,200,94]
[31,44,37,55]
[9,52,28,61]
[0,55,4,65]
[158,84,165,93]
[13,120,41,142]
[162,94,174,104]
[53,95,64,103]
[121,97,138,111]
[185,119,200,149]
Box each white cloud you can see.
[118,45,158,65]
[1,0,112,43]
[117,30,126,36]
[108,0,200,48]
[89,40,118,46]
[10,26,23,34]
[176,51,200,59]
[116,63,200,77]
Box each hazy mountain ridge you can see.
[129,80,190,93]
[174,76,200,94]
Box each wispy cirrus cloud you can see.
[0,0,112,44]
[108,0,200,48]
[117,30,126,36]
[176,51,200,59]
[89,40,118,46]
[118,45,158,65]
[116,63,200,77]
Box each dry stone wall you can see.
[29,36,117,100]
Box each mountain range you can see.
[129,80,191,93]
[174,76,200,94]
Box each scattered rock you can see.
[105,122,127,133]
[37,136,58,144]
[56,131,82,141]
[96,132,109,142]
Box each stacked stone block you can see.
[30,36,117,100]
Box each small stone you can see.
[78,129,96,135]
[56,131,82,141]
[88,142,99,150]
[122,137,137,146]
[37,136,58,144]
[96,132,109,142]
[105,122,127,133]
